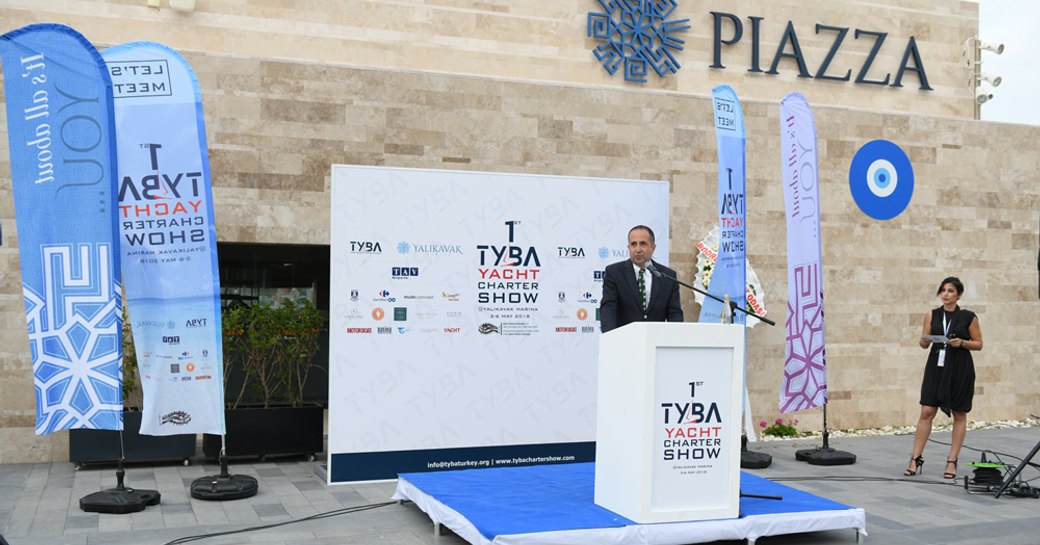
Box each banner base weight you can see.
[795,447,857,465]
[191,455,258,501]
[80,487,160,514]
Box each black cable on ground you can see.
[162,500,397,545]
[770,475,962,487]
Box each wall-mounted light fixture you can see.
[979,41,1005,55]
[963,37,1004,118]
[979,73,1002,87]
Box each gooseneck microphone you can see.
[645,261,666,279]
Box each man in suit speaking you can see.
[599,225,683,333]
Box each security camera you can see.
[980,42,1005,55]
[975,90,993,105]
[980,73,1002,87]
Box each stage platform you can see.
[393,462,866,545]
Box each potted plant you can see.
[202,298,326,461]
[69,308,196,467]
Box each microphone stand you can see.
[646,263,775,470]
[646,263,774,326]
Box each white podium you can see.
[594,322,744,523]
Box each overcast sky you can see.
[978,1,1039,125]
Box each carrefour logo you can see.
[578,292,598,304]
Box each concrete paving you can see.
[1,427,1037,545]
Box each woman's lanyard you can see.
[942,311,952,345]
[938,309,954,367]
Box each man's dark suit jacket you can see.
[599,259,683,333]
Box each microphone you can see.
[645,261,666,278]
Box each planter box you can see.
[203,405,324,461]
[69,410,196,468]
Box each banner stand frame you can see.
[794,404,857,465]
[190,435,259,501]
[79,430,161,514]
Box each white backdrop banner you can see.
[328,165,670,482]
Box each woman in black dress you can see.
[905,277,983,479]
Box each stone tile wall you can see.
[2,0,1037,463]
[3,0,977,117]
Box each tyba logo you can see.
[477,221,541,267]
[350,241,382,253]
[118,143,207,246]
[477,221,541,304]
[660,381,724,461]
[557,247,585,258]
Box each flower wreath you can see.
[692,226,768,328]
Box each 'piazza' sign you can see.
[709,11,932,91]
[585,3,932,91]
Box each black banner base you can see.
[191,454,259,501]
[795,447,857,465]
[740,434,772,469]
[80,487,160,514]
[741,450,773,469]
[190,474,259,501]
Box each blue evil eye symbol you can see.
[849,140,914,220]
[867,159,897,197]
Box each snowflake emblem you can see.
[397,241,410,255]
[598,247,610,259]
[586,0,691,83]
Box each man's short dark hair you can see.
[629,225,655,243]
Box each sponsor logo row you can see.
[134,317,211,329]
[349,240,627,261]
[352,286,604,304]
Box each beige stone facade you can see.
[2,1,1038,463]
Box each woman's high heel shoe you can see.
[944,459,958,479]
[904,455,924,477]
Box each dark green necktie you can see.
[638,268,647,312]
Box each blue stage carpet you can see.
[394,462,866,545]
